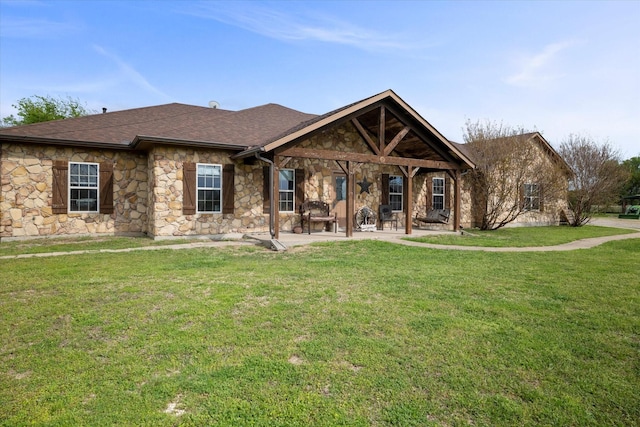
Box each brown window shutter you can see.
[426,177,433,210]
[519,184,525,209]
[539,184,544,212]
[222,164,235,214]
[445,176,451,210]
[381,173,389,205]
[99,162,114,214]
[183,162,196,215]
[52,160,68,214]
[263,166,270,214]
[295,168,305,211]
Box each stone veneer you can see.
[1,144,148,240]
[0,123,464,240]
[147,146,269,238]
[4,120,566,240]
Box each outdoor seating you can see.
[415,208,450,225]
[379,204,398,230]
[300,200,338,234]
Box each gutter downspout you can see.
[255,152,276,239]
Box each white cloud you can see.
[0,17,81,38]
[506,40,578,87]
[93,45,172,101]
[183,3,414,51]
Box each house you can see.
[0,90,567,242]
[454,132,572,229]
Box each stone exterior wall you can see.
[148,146,269,238]
[458,139,568,229]
[9,120,571,240]
[0,143,148,240]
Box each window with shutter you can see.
[196,163,222,213]
[69,162,99,212]
[432,178,445,210]
[389,175,403,212]
[278,169,295,212]
[523,183,540,211]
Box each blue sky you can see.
[1,0,638,157]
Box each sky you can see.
[1,0,638,158]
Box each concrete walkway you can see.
[255,217,640,252]
[1,218,638,259]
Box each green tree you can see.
[1,95,93,127]
[621,156,640,196]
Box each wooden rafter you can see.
[279,156,292,168]
[351,118,380,155]
[383,126,410,156]
[353,107,433,163]
[383,103,459,165]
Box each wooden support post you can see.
[272,156,281,239]
[405,165,413,235]
[346,161,355,237]
[454,169,461,232]
[379,106,386,153]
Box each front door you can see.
[332,173,347,229]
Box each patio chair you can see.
[379,204,398,230]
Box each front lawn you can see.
[1,236,638,426]
[406,225,634,247]
[0,235,193,258]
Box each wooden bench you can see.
[415,208,450,225]
[300,200,338,234]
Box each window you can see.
[197,164,222,213]
[432,178,445,210]
[279,169,295,212]
[335,175,346,202]
[69,162,99,212]
[524,183,540,211]
[389,175,403,212]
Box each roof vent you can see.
[102,107,107,114]
[208,100,220,109]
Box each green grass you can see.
[406,225,635,247]
[1,235,639,426]
[0,235,195,257]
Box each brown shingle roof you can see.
[0,102,317,149]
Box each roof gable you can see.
[235,89,475,169]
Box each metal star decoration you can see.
[357,177,372,194]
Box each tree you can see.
[464,120,567,230]
[1,95,93,127]
[621,156,640,196]
[558,135,628,226]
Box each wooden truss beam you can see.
[384,126,410,156]
[277,146,461,170]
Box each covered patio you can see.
[233,90,475,239]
